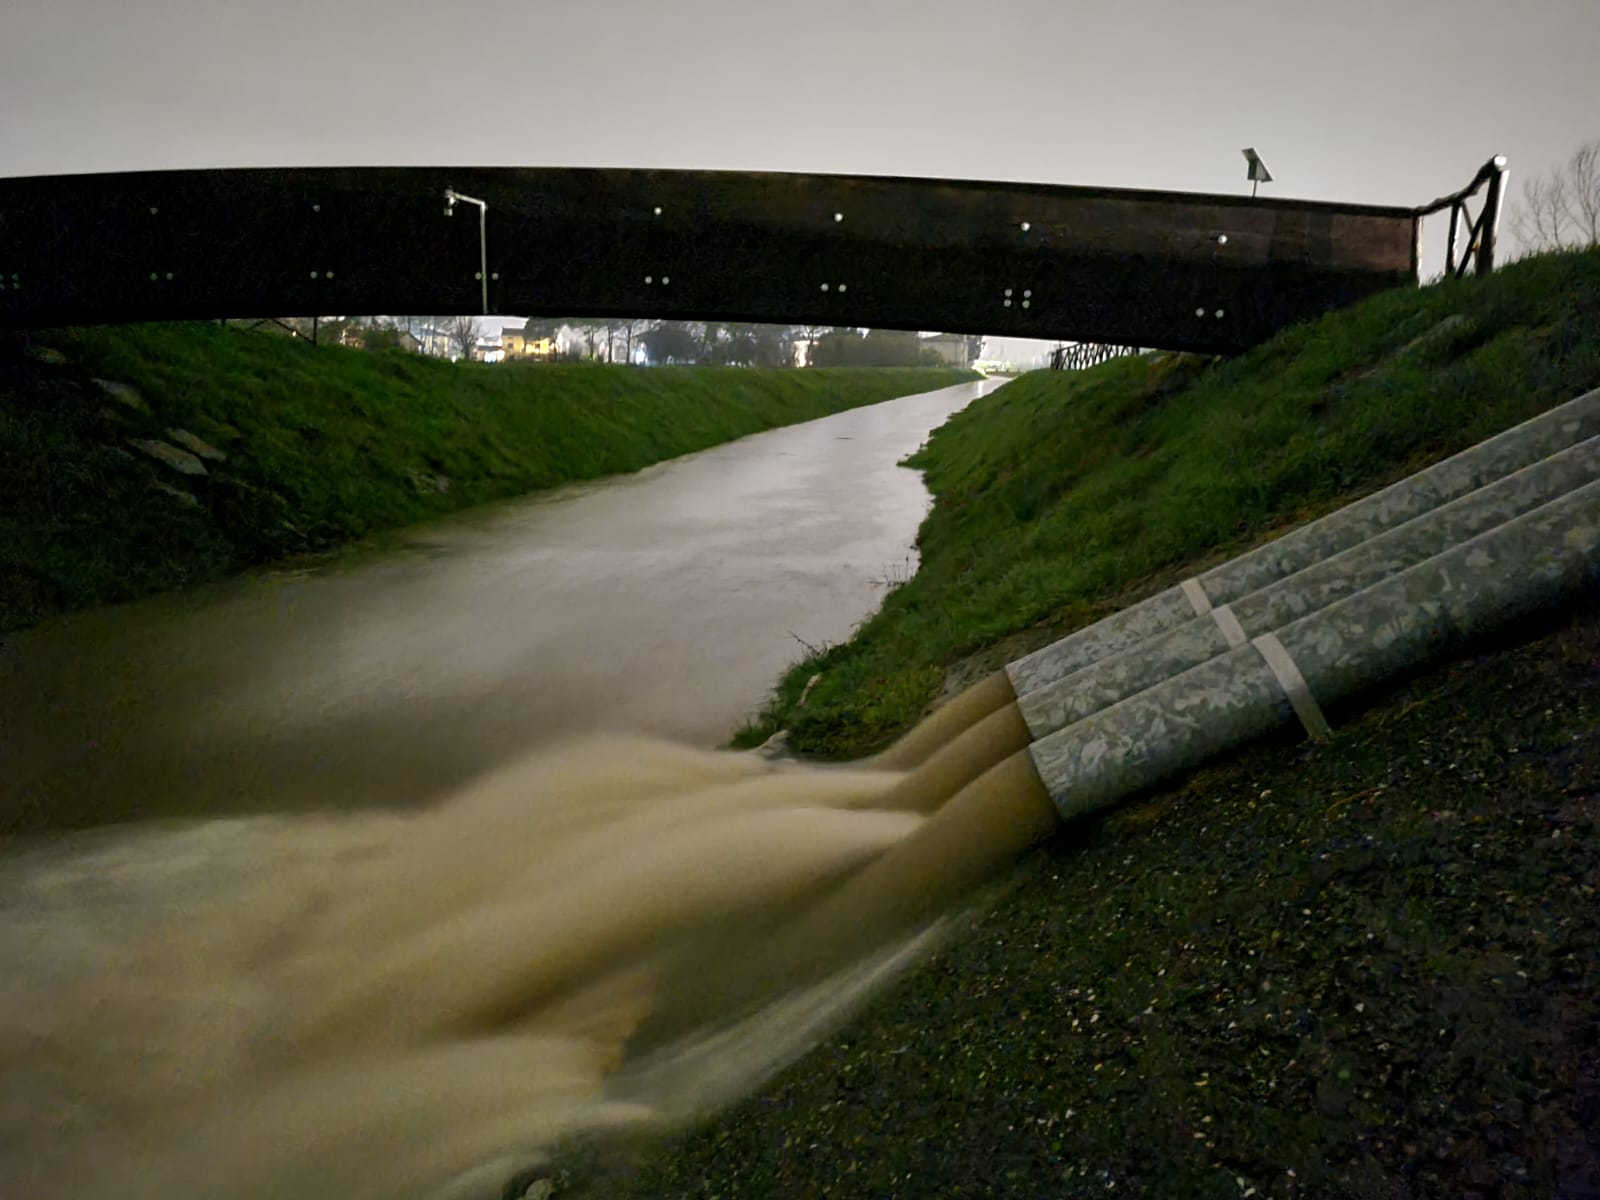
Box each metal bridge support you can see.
[1421,155,1510,280]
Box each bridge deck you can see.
[0,166,1420,353]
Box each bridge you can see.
[0,159,1505,354]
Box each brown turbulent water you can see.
[0,380,1015,1198]
[0,738,958,1199]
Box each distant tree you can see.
[719,323,761,366]
[749,324,796,368]
[699,322,726,364]
[311,316,355,346]
[808,327,864,367]
[860,329,921,366]
[446,314,481,360]
[396,317,454,355]
[964,334,986,365]
[360,322,402,352]
[602,319,629,362]
[791,322,830,367]
[808,328,922,367]
[640,321,700,364]
[571,318,618,360]
[1509,138,1600,254]
[617,318,656,364]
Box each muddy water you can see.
[0,377,1041,1200]
[0,377,1000,833]
[0,735,968,1200]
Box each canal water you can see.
[1,377,1020,1200]
[1,377,1000,832]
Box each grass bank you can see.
[735,247,1600,758]
[0,322,973,632]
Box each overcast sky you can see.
[3,0,1596,348]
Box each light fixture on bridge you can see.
[1242,148,1273,199]
[444,188,490,314]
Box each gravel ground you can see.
[600,594,1600,1199]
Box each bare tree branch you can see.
[446,314,480,361]
[1567,141,1600,247]
[1508,138,1600,256]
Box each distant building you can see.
[919,332,974,367]
[501,321,562,361]
[337,324,422,353]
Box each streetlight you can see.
[444,188,489,314]
[1241,148,1273,199]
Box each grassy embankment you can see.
[736,248,1600,758]
[614,247,1600,1200]
[0,322,973,632]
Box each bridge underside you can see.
[0,166,1421,354]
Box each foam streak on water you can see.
[0,736,960,1200]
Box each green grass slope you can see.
[737,247,1600,757]
[0,322,973,631]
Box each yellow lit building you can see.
[501,322,561,360]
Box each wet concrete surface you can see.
[0,378,1001,833]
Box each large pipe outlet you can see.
[1017,435,1600,739]
[1029,477,1600,818]
[1007,387,1600,697]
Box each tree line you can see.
[246,316,985,368]
[520,320,982,368]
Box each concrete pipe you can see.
[1030,476,1600,818]
[874,388,1600,777]
[770,477,1600,1003]
[1017,434,1600,740]
[679,458,1600,1032]
[1007,387,1600,698]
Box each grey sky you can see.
[3,0,1596,284]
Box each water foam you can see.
[0,736,959,1200]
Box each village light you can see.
[1242,148,1273,199]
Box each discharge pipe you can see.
[663,395,1600,1029]
[880,383,1600,776]
[872,387,1600,797]
[708,476,1600,1023]
[1006,386,1600,697]
[1017,434,1599,741]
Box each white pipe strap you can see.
[1210,604,1249,648]
[1179,577,1213,616]
[1251,632,1333,741]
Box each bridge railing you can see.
[1415,155,1509,279]
[1049,343,1142,371]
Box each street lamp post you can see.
[444,188,489,314]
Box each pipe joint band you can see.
[1180,577,1213,616]
[1211,604,1249,648]
[1251,632,1333,742]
